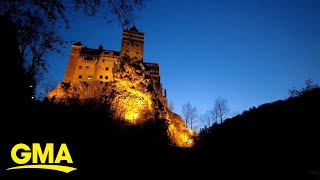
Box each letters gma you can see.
[7,143,76,173]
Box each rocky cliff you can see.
[47,61,193,147]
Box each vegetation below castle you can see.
[1,84,319,178]
[1,101,184,177]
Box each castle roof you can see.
[79,47,121,57]
[124,25,143,35]
[80,47,102,55]
[129,25,139,33]
[73,41,83,46]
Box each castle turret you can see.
[63,42,83,83]
[120,26,144,62]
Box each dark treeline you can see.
[2,87,319,178]
[1,102,187,178]
[195,86,320,179]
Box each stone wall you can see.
[63,44,82,83]
[120,30,144,61]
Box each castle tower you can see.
[120,26,144,61]
[63,42,83,83]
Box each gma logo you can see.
[7,143,76,173]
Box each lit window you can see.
[79,66,82,69]
[105,76,108,80]
[88,76,92,80]
[106,67,109,71]
[85,66,89,70]
[79,75,82,79]
[99,75,103,79]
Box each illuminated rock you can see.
[48,26,193,147]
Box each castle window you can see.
[136,44,139,47]
[127,42,130,45]
[126,50,129,52]
[136,52,139,54]
[105,76,108,80]
[85,66,89,70]
[102,60,105,63]
[88,76,92,80]
[106,67,109,71]
[79,75,82,79]
[79,66,82,69]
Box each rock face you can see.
[48,61,193,147]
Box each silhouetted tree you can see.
[289,78,319,97]
[40,81,57,99]
[201,110,215,127]
[0,0,146,86]
[0,15,35,104]
[1,0,145,29]
[182,101,198,130]
[197,87,320,179]
[213,97,230,123]
[19,15,63,82]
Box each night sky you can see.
[44,0,320,118]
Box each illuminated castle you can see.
[63,26,165,96]
[49,26,193,147]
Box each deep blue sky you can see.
[44,0,320,117]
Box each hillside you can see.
[195,87,320,179]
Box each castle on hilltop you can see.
[63,26,166,97]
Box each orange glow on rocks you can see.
[167,112,194,147]
[112,79,153,124]
[47,62,194,148]
[52,27,195,148]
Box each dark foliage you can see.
[0,15,35,104]
[196,87,320,179]
[0,101,190,178]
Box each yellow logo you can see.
[7,143,76,173]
